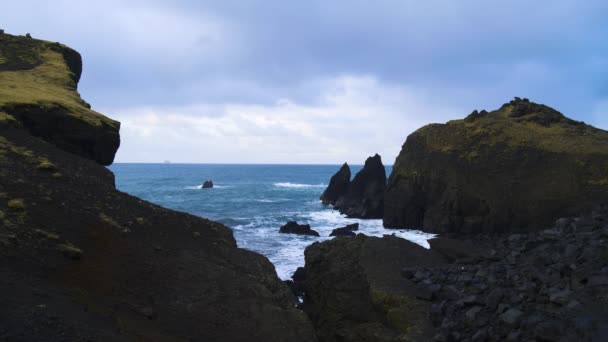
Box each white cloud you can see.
[109,75,462,164]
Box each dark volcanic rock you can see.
[303,234,447,341]
[202,180,213,188]
[335,154,386,219]
[320,163,350,205]
[0,36,316,341]
[279,221,320,237]
[329,223,359,237]
[384,97,608,234]
[302,207,608,341]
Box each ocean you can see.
[109,163,434,279]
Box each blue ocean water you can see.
[109,164,434,279]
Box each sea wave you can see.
[273,182,326,188]
[184,184,230,190]
[255,198,291,203]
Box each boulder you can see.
[335,154,386,219]
[303,235,447,341]
[320,163,351,205]
[202,180,213,188]
[279,221,320,237]
[329,223,359,237]
[384,98,608,234]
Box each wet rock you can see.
[202,180,213,188]
[329,223,359,237]
[279,221,320,237]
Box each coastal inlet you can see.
[110,163,434,279]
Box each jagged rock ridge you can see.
[321,154,387,219]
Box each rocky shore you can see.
[3,31,607,342]
[306,99,608,341]
[297,208,608,341]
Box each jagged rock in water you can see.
[320,163,351,205]
[384,97,608,234]
[202,180,213,188]
[329,223,359,237]
[279,221,320,237]
[335,154,386,219]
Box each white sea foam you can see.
[184,184,230,190]
[233,209,436,280]
[273,182,326,188]
[255,198,291,203]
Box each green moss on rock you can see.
[0,33,120,165]
[56,243,82,260]
[7,199,25,211]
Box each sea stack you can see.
[320,163,351,205]
[384,97,608,234]
[202,180,213,188]
[334,154,386,219]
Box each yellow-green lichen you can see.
[37,159,57,171]
[34,228,59,240]
[7,199,25,211]
[57,243,82,260]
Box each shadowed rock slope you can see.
[0,33,315,341]
[385,98,608,233]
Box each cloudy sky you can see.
[2,1,608,164]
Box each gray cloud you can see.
[1,0,607,162]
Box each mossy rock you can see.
[7,199,25,211]
[0,34,120,165]
[57,243,83,260]
[385,98,608,233]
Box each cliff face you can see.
[384,98,608,234]
[0,33,119,165]
[0,33,316,341]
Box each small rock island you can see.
[202,180,213,188]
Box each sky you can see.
[2,0,608,164]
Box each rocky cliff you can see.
[0,33,120,165]
[0,33,315,341]
[384,98,608,233]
